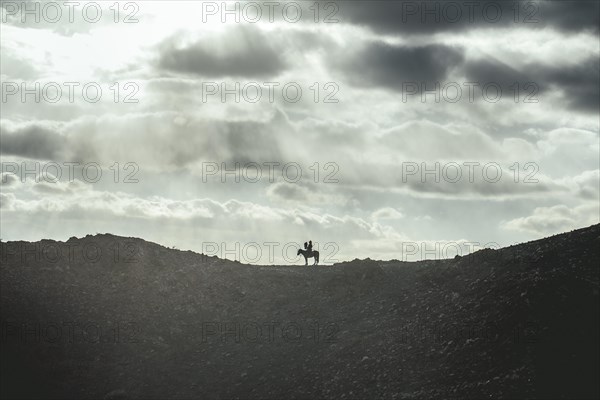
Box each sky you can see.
[1,0,599,264]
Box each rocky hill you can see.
[1,224,599,399]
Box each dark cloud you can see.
[330,36,594,113]
[268,182,308,202]
[187,117,285,167]
[335,42,464,89]
[464,56,599,113]
[335,0,599,35]
[539,1,600,33]
[542,58,600,113]
[0,124,66,160]
[3,111,289,170]
[149,109,289,168]
[337,0,509,34]
[397,175,560,198]
[462,57,541,102]
[158,28,287,79]
[463,58,535,88]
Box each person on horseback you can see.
[298,240,319,265]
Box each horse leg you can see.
[304,255,308,266]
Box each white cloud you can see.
[502,203,599,236]
[372,207,404,220]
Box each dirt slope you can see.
[1,224,598,399]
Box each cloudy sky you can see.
[1,0,598,263]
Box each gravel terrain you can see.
[1,224,598,399]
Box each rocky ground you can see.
[1,224,598,399]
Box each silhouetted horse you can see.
[297,248,319,265]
